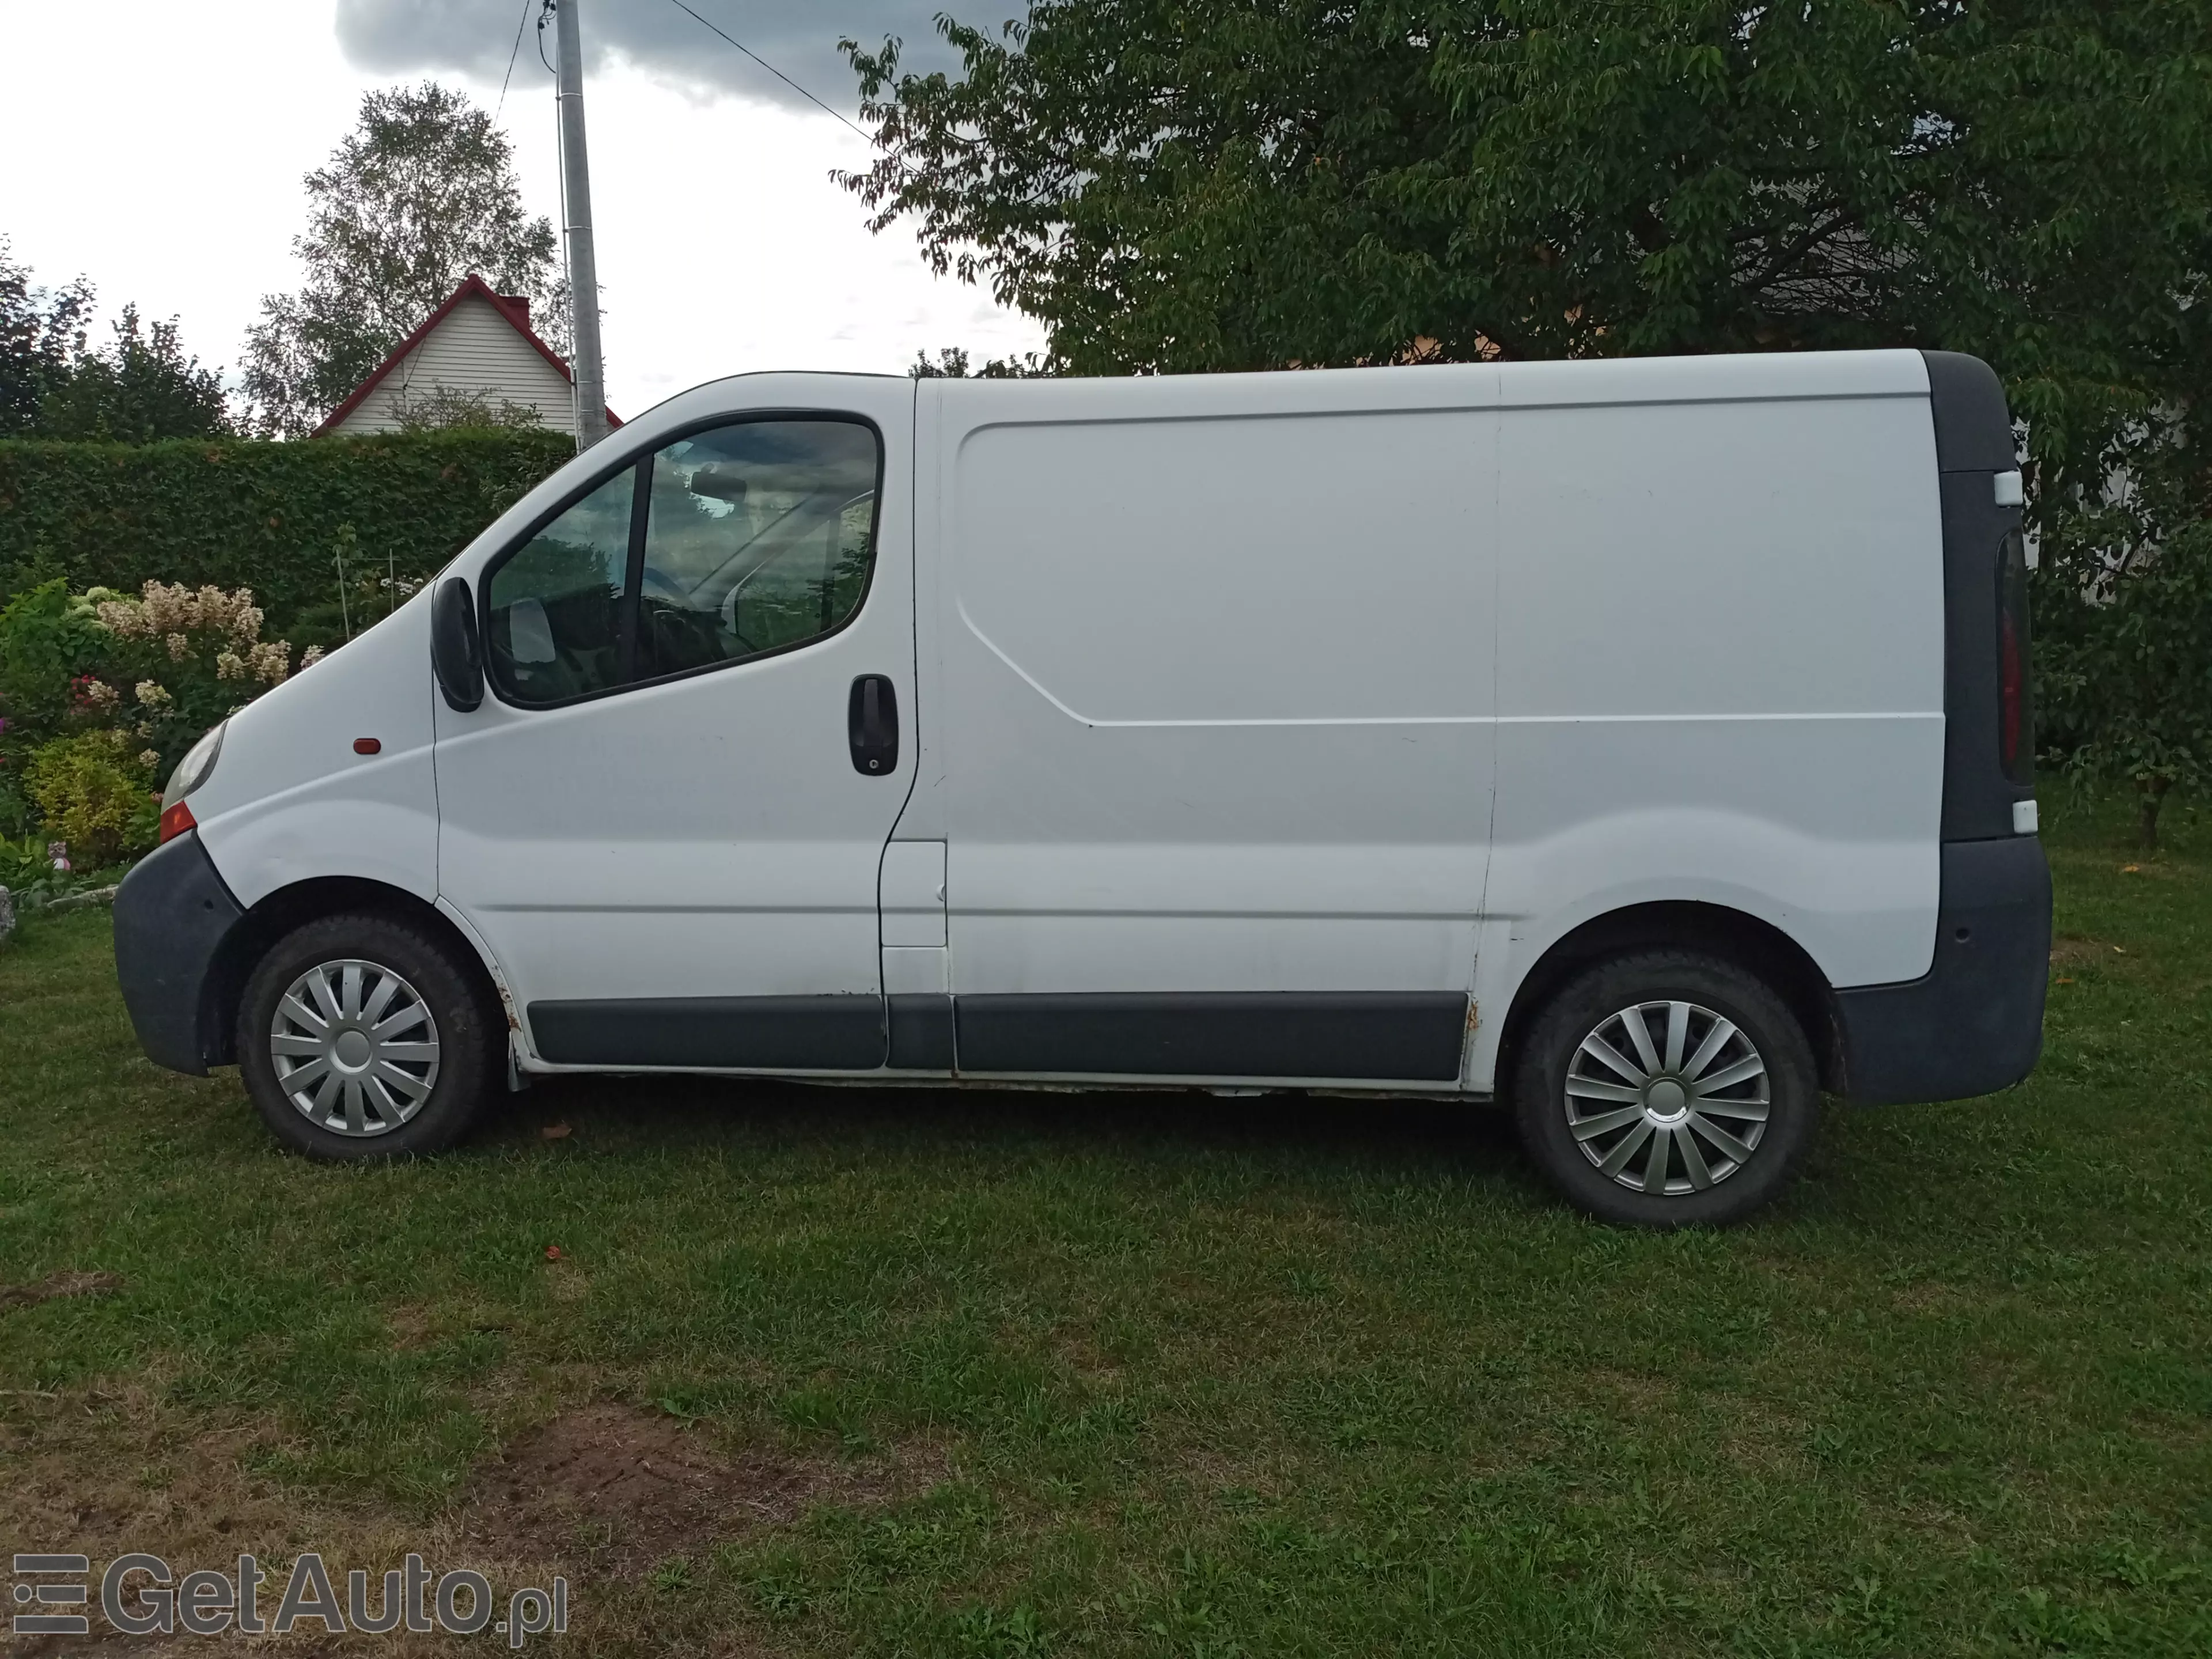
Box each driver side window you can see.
[483,418,880,706]
[485,466,637,703]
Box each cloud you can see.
[334,0,1017,115]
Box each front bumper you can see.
[1834,835,2052,1105]
[112,830,246,1076]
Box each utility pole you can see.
[554,0,608,449]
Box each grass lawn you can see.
[1,795,2207,1656]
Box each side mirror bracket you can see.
[432,577,484,711]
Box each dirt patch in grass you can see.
[0,1385,359,1571]
[1,1385,897,1651]
[383,1302,438,1349]
[2050,937,2131,968]
[1051,1326,1126,1382]
[456,1402,940,1577]
[0,1269,123,1311]
[546,1263,590,1304]
[381,1297,520,1352]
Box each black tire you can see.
[237,911,498,1160]
[1512,950,1819,1228]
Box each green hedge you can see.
[0,430,577,628]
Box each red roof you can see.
[310,272,621,437]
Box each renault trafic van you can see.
[113,349,2050,1226]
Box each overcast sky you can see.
[0,0,1042,421]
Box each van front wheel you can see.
[1512,952,1819,1227]
[237,913,498,1159]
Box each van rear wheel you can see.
[237,912,498,1160]
[1512,951,1819,1227]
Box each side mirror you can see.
[431,577,484,711]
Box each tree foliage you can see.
[2,241,234,442]
[907,346,1048,378]
[2035,448,2212,849]
[35,306,232,444]
[844,2,2212,480]
[846,2,2212,832]
[0,238,93,437]
[241,81,567,438]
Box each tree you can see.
[241,81,568,438]
[843,2,2212,483]
[36,305,232,442]
[849,2,2212,837]
[3,242,233,442]
[2035,435,2212,852]
[907,346,1048,378]
[0,237,93,436]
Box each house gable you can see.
[313,274,619,438]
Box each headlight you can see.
[162,721,226,811]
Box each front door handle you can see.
[848,674,899,776]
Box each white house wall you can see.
[331,296,576,434]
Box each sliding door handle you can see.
[848,674,900,775]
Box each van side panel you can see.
[1470,359,1946,1090]
[933,373,1499,1084]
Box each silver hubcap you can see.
[1565,999,1770,1195]
[270,959,441,1137]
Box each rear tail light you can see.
[1999,609,2023,770]
[1997,529,2033,788]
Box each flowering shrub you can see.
[0,577,308,872]
[0,832,74,906]
[92,579,275,664]
[80,581,301,779]
[23,730,157,866]
[0,582,105,760]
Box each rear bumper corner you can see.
[1833,835,2051,1107]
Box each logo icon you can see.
[12,1554,92,1637]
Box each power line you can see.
[494,0,534,122]
[661,0,873,142]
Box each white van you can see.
[114,349,2048,1225]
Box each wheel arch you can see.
[1493,902,1843,1096]
[200,876,502,1068]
